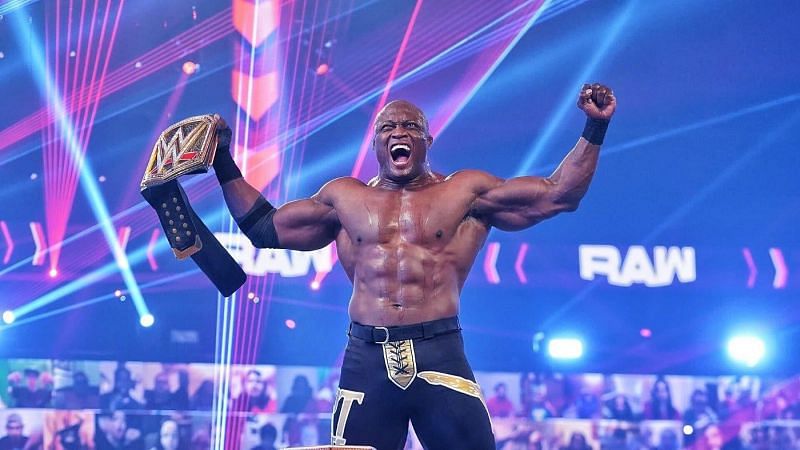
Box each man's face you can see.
[160,420,179,450]
[25,374,37,391]
[245,372,263,397]
[109,411,127,441]
[155,374,170,393]
[115,370,133,393]
[373,101,432,183]
[6,420,23,438]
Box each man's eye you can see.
[381,124,393,131]
[405,122,419,129]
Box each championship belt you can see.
[140,114,246,296]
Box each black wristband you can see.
[213,127,242,184]
[582,117,609,145]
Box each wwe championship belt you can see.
[140,115,246,296]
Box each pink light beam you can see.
[768,247,788,289]
[742,247,757,288]
[29,222,48,267]
[484,241,501,284]
[0,221,14,264]
[515,242,529,284]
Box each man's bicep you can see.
[272,197,339,250]
[473,176,559,230]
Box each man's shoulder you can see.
[445,170,502,193]
[321,176,366,191]
[316,177,366,199]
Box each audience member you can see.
[656,428,680,450]
[144,373,188,411]
[488,383,516,418]
[683,389,719,447]
[561,432,593,450]
[146,420,182,450]
[100,366,144,411]
[44,411,93,450]
[8,369,52,408]
[54,371,100,410]
[229,370,273,413]
[95,410,143,450]
[250,424,277,450]
[280,376,315,414]
[564,388,601,420]
[188,381,214,411]
[643,378,680,420]
[0,414,28,450]
[603,394,635,422]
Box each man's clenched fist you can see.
[577,83,616,121]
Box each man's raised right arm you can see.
[213,121,339,251]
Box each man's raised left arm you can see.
[471,83,616,230]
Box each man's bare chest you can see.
[336,189,474,245]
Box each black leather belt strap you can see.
[348,316,461,344]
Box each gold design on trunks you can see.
[382,339,417,390]
[418,371,484,401]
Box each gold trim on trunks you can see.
[382,339,417,390]
[417,371,483,399]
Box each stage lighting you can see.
[310,280,321,290]
[547,337,583,360]
[140,314,155,328]
[727,335,765,367]
[182,61,198,75]
[2,310,14,325]
[683,425,693,436]
[285,319,296,329]
[316,63,329,75]
[48,268,58,278]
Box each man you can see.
[212,83,616,449]
[250,424,277,450]
[487,382,515,418]
[100,366,144,411]
[0,414,27,450]
[8,368,52,408]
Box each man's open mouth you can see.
[390,143,411,164]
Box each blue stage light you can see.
[2,310,15,325]
[140,314,155,328]
[727,335,766,367]
[547,337,584,360]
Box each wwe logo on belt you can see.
[141,115,219,190]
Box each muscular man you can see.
[213,83,616,449]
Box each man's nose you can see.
[390,129,408,140]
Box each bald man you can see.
[213,83,616,449]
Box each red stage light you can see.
[640,328,652,338]
[315,63,329,75]
[285,319,296,329]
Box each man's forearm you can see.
[220,178,263,220]
[547,124,605,207]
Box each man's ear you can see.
[427,134,434,147]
